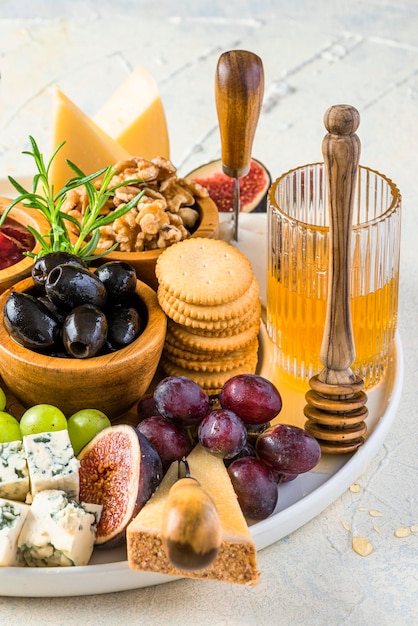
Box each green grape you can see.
[0,411,22,443]
[67,409,111,456]
[20,404,67,436]
[0,387,6,412]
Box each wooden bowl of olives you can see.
[0,262,167,421]
[93,196,219,291]
[0,197,49,294]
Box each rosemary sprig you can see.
[0,136,145,262]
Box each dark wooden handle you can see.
[215,50,264,178]
[319,104,361,385]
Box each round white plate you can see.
[0,325,403,596]
[0,180,404,596]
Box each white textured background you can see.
[0,1,417,624]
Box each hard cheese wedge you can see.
[93,65,170,160]
[127,444,259,585]
[49,87,131,193]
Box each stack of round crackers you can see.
[155,238,261,395]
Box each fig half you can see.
[187,158,271,213]
[78,424,162,546]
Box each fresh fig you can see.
[187,158,271,213]
[78,424,163,546]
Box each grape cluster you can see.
[137,373,321,522]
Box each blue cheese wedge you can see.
[0,497,30,566]
[23,430,80,501]
[18,490,102,567]
[0,441,30,502]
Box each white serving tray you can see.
[0,324,403,596]
[0,186,403,596]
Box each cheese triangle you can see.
[127,444,259,585]
[48,87,131,193]
[93,66,170,160]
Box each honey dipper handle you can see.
[319,105,361,385]
[215,50,264,178]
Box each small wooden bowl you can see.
[0,277,167,421]
[94,196,219,291]
[0,198,49,294]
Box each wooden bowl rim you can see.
[0,276,167,373]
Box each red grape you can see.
[154,376,210,427]
[220,374,282,425]
[136,416,192,472]
[228,457,278,521]
[198,409,247,459]
[223,441,256,467]
[137,394,161,421]
[256,423,321,474]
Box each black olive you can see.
[106,304,143,350]
[32,252,88,293]
[3,291,61,350]
[37,296,67,325]
[62,304,108,358]
[45,264,107,311]
[94,262,137,301]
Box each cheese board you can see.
[0,185,403,596]
[0,326,403,596]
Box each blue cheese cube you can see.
[0,497,30,566]
[0,441,30,502]
[23,430,80,501]
[18,490,101,567]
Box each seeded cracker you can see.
[155,238,254,305]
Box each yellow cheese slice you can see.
[127,444,259,585]
[93,66,170,160]
[49,87,131,193]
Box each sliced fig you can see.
[78,424,162,547]
[187,158,271,213]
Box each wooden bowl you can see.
[0,198,49,294]
[0,277,167,421]
[94,196,219,291]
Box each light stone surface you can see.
[0,1,417,624]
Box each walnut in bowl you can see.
[62,157,219,290]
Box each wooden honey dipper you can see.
[304,104,368,454]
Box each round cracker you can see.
[167,314,260,353]
[155,238,254,305]
[158,277,259,322]
[163,339,259,372]
[160,298,259,331]
[161,353,259,392]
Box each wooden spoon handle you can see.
[319,104,361,385]
[215,50,264,178]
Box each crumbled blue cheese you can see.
[0,497,30,566]
[23,430,80,501]
[0,441,30,502]
[18,490,101,567]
